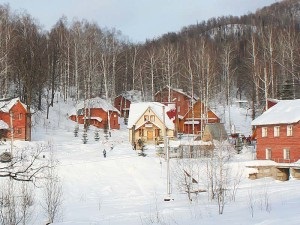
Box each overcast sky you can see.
[0,0,279,43]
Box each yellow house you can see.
[127,102,175,146]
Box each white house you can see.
[127,102,175,146]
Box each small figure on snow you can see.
[103,149,106,158]
[110,144,114,151]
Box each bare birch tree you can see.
[41,151,63,224]
[0,180,34,225]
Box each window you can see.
[19,113,23,120]
[283,148,290,160]
[287,125,293,136]
[262,127,268,137]
[266,148,272,160]
[177,106,181,113]
[178,96,181,101]
[274,126,280,137]
[150,115,155,122]
[144,115,149,121]
[138,129,144,137]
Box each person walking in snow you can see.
[103,149,106,158]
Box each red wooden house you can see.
[154,86,197,134]
[252,99,300,163]
[114,90,142,118]
[182,100,220,135]
[155,86,220,135]
[69,97,120,130]
[0,98,29,140]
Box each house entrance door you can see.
[147,130,153,141]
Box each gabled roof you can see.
[116,90,142,103]
[155,85,198,101]
[183,100,219,119]
[202,123,228,141]
[251,99,300,126]
[0,97,27,113]
[127,102,174,129]
[70,97,120,115]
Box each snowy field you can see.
[1,99,300,225]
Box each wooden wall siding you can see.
[0,102,27,140]
[114,96,131,117]
[155,89,191,117]
[69,108,120,130]
[129,106,174,145]
[256,123,300,162]
[182,101,220,134]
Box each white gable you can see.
[251,99,300,126]
[127,102,174,130]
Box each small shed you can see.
[201,123,227,142]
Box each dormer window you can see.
[144,115,149,121]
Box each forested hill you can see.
[0,0,299,119]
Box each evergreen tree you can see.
[103,121,109,140]
[82,129,88,144]
[137,139,146,156]
[277,80,294,100]
[94,130,100,141]
[74,125,79,137]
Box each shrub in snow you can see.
[82,130,88,144]
[74,125,79,137]
[94,130,100,141]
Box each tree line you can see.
[0,0,299,119]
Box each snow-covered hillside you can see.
[1,98,299,225]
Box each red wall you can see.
[255,123,300,163]
[155,88,191,118]
[114,96,131,117]
[182,101,220,134]
[70,108,120,130]
[0,102,27,140]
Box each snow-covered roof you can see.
[118,90,142,103]
[0,97,27,113]
[127,102,174,130]
[155,85,198,101]
[71,97,120,115]
[84,116,103,122]
[0,120,9,129]
[251,99,300,126]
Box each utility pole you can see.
[9,111,13,155]
[163,105,172,201]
